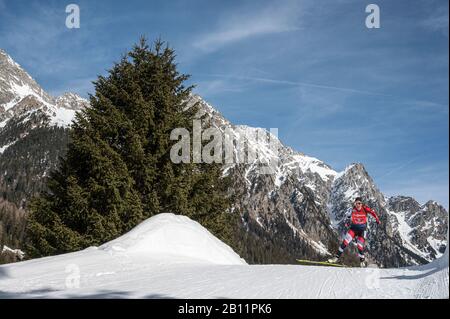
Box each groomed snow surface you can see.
[0,213,448,299]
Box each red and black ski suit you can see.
[337,205,380,261]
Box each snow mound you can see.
[100,213,246,265]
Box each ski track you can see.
[0,214,447,299]
[1,251,448,298]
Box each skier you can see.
[328,197,380,267]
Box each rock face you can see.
[55,92,89,110]
[0,50,53,122]
[0,49,87,131]
[190,95,448,267]
[388,197,448,261]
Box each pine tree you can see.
[26,38,233,258]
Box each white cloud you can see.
[422,15,449,37]
[198,73,388,96]
[421,2,449,38]
[192,1,301,53]
[193,79,245,96]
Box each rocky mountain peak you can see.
[55,92,89,111]
[0,49,22,71]
[413,201,448,229]
[1,50,89,161]
[189,93,230,127]
[0,49,53,114]
[388,196,421,214]
[0,50,88,130]
[331,162,386,208]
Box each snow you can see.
[290,154,337,181]
[50,107,76,127]
[274,170,286,187]
[280,206,331,256]
[273,154,336,188]
[222,165,232,177]
[3,99,20,112]
[4,82,50,111]
[256,216,264,228]
[306,239,330,256]
[1,51,87,130]
[344,188,357,199]
[334,163,357,180]
[1,50,23,71]
[0,140,16,154]
[297,228,331,256]
[10,82,35,100]
[1,213,447,299]
[100,213,246,265]
[1,245,25,260]
[427,236,447,258]
[390,210,434,260]
[1,93,81,129]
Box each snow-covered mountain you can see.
[0,213,447,298]
[0,50,88,208]
[0,50,447,268]
[0,50,88,255]
[388,196,448,260]
[328,163,447,266]
[190,95,448,267]
[0,49,88,140]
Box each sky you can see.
[0,0,448,208]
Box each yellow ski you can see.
[296,259,344,267]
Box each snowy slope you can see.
[0,213,447,299]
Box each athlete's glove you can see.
[376,219,381,225]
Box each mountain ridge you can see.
[0,49,88,130]
[0,51,447,267]
[190,94,448,266]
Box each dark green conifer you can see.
[26,38,233,257]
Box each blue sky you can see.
[1,0,448,208]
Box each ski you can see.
[296,259,345,267]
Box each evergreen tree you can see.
[26,38,233,258]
